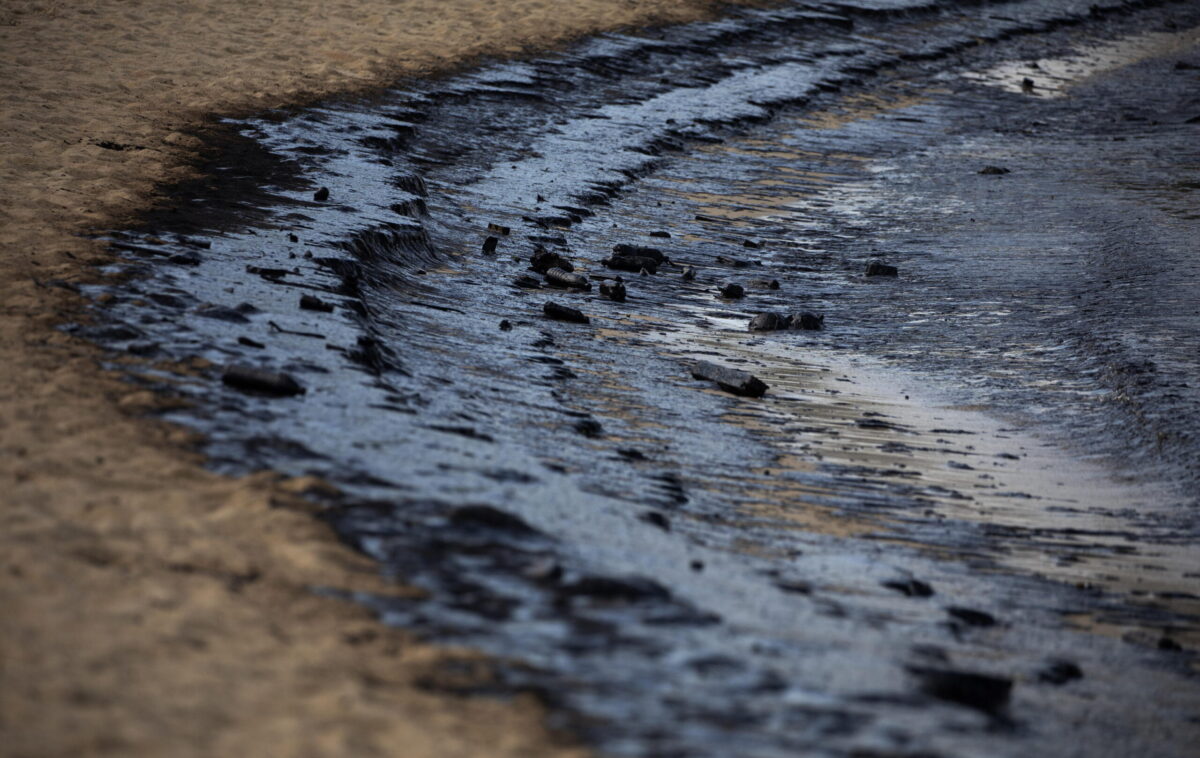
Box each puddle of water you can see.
[964,26,1200,97]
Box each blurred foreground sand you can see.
[0,2,757,755]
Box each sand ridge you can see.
[0,1,762,755]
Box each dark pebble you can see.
[640,511,671,531]
[946,607,997,627]
[221,364,305,397]
[883,578,934,597]
[865,261,899,277]
[499,319,513,331]
[1038,659,1083,685]
[979,165,1010,175]
[313,187,329,202]
[719,283,745,299]
[573,418,604,437]
[238,336,266,349]
[543,301,589,324]
[909,666,1012,714]
[482,236,499,254]
[299,294,334,313]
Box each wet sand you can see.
[0,1,759,755]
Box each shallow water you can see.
[81,0,1200,754]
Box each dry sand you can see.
[0,1,760,755]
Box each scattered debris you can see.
[865,261,898,277]
[487,222,511,235]
[543,301,589,324]
[719,283,745,299]
[691,361,768,397]
[612,244,666,263]
[791,312,824,331]
[221,364,306,396]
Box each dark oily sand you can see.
[81,0,1200,756]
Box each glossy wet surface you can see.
[81,0,1200,755]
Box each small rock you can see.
[543,301,589,324]
[681,266,696,281]
[288,233,299,243]
[946,607,996,627]
[512,274,542,289]
[574,418,603,437]
[719,283,745,299]
[487,222,511,236]
[604,254,659,274]
[544,267,591,290]
[612,244,666,263]
[482,236,499,254]
[865,261,898,277]
[790,312,824,331]
[691,360,768,397]
[313,187,329,202]
[238,336,266,349]
[640,511,671,531]
[1037,660,1083,685]
[748,313,789,332]
[499,319,513,331]
[299,294,334,313]
[716,255,754,268]
[908,667,1012,714]
[743,239,762,249]
[1021,76,1035,92]
[600,279,627,302]
[979,165,1010,175]
[531,248,573,274]
[883,578,933,597]
[221,364,305,397]
[649,231,671,238]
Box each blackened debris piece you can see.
[719,283,745,299]
[748,313,789,332]
[681,266,696,281]
[512,274,542,289]
[531,248,573,274]
[487,222,511,236]
[313,187,330,202]
[574,418,604,437]
[612,244,666,264]
[560,575,670,602]
[640,511,671,531]
[791,312,824,331]
[978,165,1011,175]
[716,255,755,268]
[908,667,1013,715]
[865,261,898,277]
[299,294,334,313]
[650,230,671,238]
[743,239,762,249]
[221,364,305,396]
[499,319,513,331]
[1037,660,1083,685]
[946,607,997,627]
[238,336,266,349]
[482,236,499,254]
[600,279,627,302]
[604,254,659,274]
[449,505,540,536]
[883,578,934,597]
[544,267,591,290]
[691,360,768,398]
[543,301,589,324]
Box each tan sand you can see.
[0,1,761,755]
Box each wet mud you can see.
[80,0,1200,755]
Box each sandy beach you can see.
[0,2,756,755]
